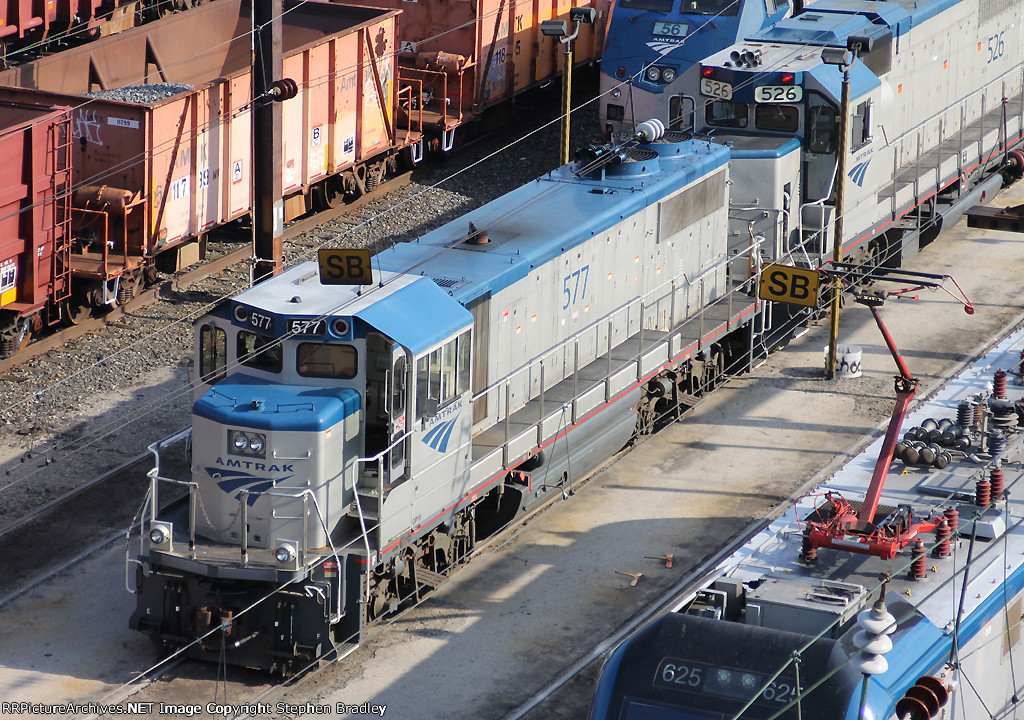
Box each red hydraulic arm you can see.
[857,302,917,525]
[803,294,958,561]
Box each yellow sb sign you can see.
[318,249,373,285]
[758,264,821,308]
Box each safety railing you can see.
[132,434,346,621]
[470,240,765,469]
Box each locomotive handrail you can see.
[880,59,1024,149]
[350,429,413,564]
[139,468,347,621]
[472,242,759,425]
[240,486,345,622]
[468,246,762,467]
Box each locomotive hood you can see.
[194,373,361,431]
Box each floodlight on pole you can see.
[544,7,596,166]
[823,35,872,379]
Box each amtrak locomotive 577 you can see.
[128,123,771,671]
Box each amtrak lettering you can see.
[421,400,464,453]
[214,457,295,473]
[208,461,296,505]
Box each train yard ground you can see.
[2,184,1024,719]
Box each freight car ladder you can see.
[45,114,73,325]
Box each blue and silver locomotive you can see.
[129,124,771,671]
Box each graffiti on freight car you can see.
[483,45,508,103]
[73,110,103,145]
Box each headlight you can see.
[645,67,661,82]
[229,429,267,457]
[611,88,622,99]
[149,523,170,545]
[661,67,677,83]
[276,543,296,563]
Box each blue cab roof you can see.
[194,374,361,431]
[374,139,730,305]
[746,0,964,45]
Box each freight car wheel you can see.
[116,272,138,305]
[364,161,386,192]
[3,316,35,355]
[64,300,90,325]
[312,176,344,211]
[0,336,15,358]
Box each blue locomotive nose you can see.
[194,374,361,432]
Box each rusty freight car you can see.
[0,0,411,318]
[342,0,608,150]
[0,100,72,353]
[0,0,137,65]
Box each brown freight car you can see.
[0,101,72,353]
[342,0,609,150]
[0,0,138,66]
[0,0,412,316]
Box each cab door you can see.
[388,348,409,482]
[365,333,409,486]
[802,93,839,257]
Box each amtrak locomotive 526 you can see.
[689,0,1024,271]
[128,123,773,671]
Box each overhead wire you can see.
[3,0,1013,513]
[0,0,1015,659]
[1,0,1021,691]
[2,0,1014,513]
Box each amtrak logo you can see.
[208,467,293,505]
[647,40,684,55]
[848,159,870,187]
[422,416,459,453]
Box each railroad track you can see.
[0,174,416,594]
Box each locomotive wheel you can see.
[708,349,725,390]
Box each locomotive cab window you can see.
[806,105,837,153]
[680,0,739,16]
[200,324,227,384]
[669,96,695,131]
[705,100,748,128]
[851,100,872,149]
[416,331,471,419]
[754,104,798,132]
[237,331,282,373]
[297,343,358,379]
